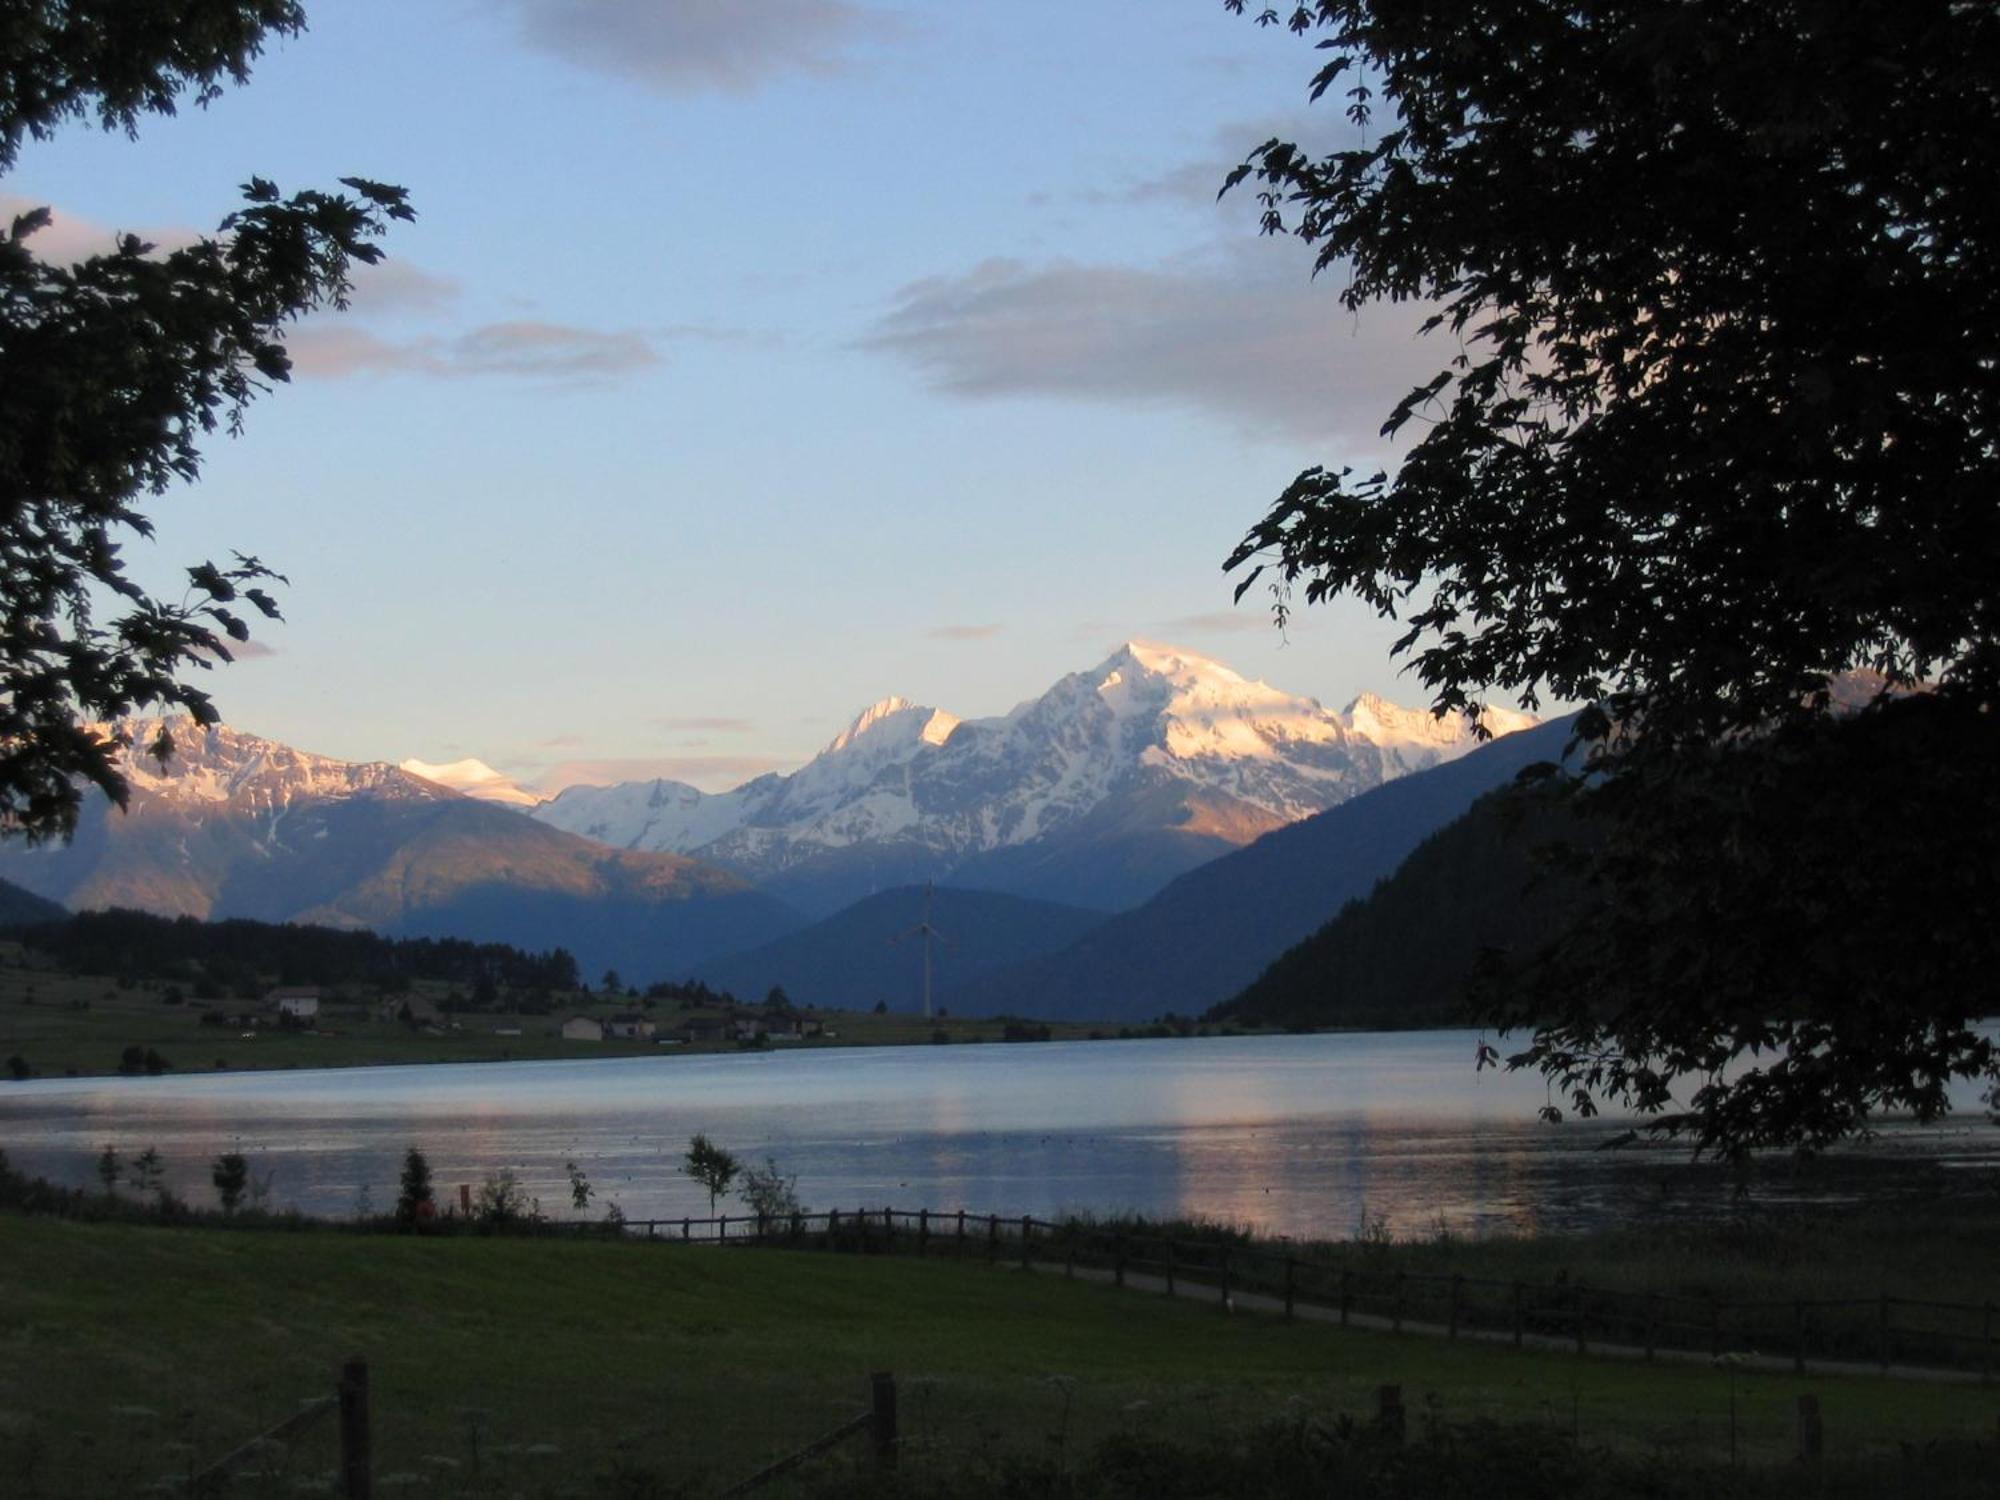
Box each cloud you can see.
[347,258,460,316]
[650,716,757,733]
[1,193,202,262]
[287,320,659,383]
[1157,610,1278,637]
[862,239,1452,445]
[926,623,1002,641]
[509,0,896,93]
[535,755,796,796]
[190,637,279,662]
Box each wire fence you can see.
[609,1205,1999,1380]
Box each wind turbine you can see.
[893,881,948,1019]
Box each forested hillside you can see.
[1211,788,1585,1031]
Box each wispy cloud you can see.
[926,623,1002,641]
[191,637,279,662]
[862,239,1449,445]
[650,715,758,733]
[347,258,460,316]
[288,320,659,383]
[508,0,898,94]
[1,192,201,261]
[1157,610,1279,637]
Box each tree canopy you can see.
[0,2,410,841]
[1223,1,2000,1151]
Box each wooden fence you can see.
[187,1356,371,1498]
[607,1206,1998,1379]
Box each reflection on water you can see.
[0,1033,1992,1238]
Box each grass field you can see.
[0,945,1114,1082]
[1,1212,1994,1496]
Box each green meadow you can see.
[1,1212,1994,1497]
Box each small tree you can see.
[128,1147,164,1199]
[473,1170,534,1226]
[682,1133,740,1214]
[739,1157,805,1221]
[395,1146,434,1225]
[211,1151,248,1213]
[565,1160,594,1213]
[764,985,791,1013]
[95,1145,120,1196]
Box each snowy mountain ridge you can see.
[400,756,542,807]
[106,717,440,813]
[531,641,1535,913]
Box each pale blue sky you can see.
[10,1,1491,789]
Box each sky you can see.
[8,1,1494,792]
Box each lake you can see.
[1,1032,1993,1239]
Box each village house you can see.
[264,986,320,1023]
[603,1013,655,1041]
[681,1014,729,1045]
[561,1015,604,1042]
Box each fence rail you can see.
[599,1206,1996,1380]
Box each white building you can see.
[561,1015,604,1042]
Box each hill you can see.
[947,715,1578,1022]
[0,877,65,929]
[1212,787,1585,1030]
[0,719,800,983]
[695,885,1109,1013]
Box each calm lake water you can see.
[1,1033,1993,1239]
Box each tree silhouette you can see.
[0,3,411,841]
[1223,1,2000,1151]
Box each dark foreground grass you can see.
[0,1214,1994,1497]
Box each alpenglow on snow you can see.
[530,642,1534,915]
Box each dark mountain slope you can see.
[696,885,1109,1012]
[948,715,1578,1023]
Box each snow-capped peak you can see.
[1342,691,1538,775]
[401,756,541,807]
[822,696,960,756]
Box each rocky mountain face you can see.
[0,719,798,981]
[533,642,1533,916]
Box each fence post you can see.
[1285,1258,1297,1321]
[870,1371,898,1474]
[458,1184,471,1217]
[647,1219,656,1241]
[1221,1251,1231,1310]
[1448,1275,1462,1341]
[1796,1393,1823,1468]
[720,1214,729,1244]
[1878,1295,1890,1373]
[681,1216,690,1243]
[1115,1233,1127,1289]
[1020,1216,1032,1271]
[919,1208,929,1250]
[1513,1281,1524,1348]
[956,1208,966,1259]
[338,1357,371,1500]
[1375,1384,1404,1443]
[987,1214,999,1264]
[1793,1300,1807,1375]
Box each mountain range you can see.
[938,714,1579,1023]
[532,641,1532,917]
[0,643,1547,1011]
[0,720,797,982]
